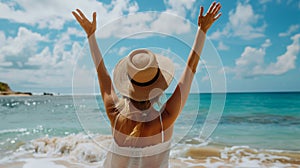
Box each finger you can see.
[212,3,221,15]
[199,6,204,17]
[92,12,97,29]
[92,12,96,23]
[213,6,221,16]
[208,1,216,14]
[72,11,83,24]
[76,9,88,21]
[214,13,222,20]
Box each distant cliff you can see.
[0,82,12,92]
[0,82,32,96]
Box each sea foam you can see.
[0,133,299,168]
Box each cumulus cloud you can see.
[0,0,194,39]
[263,34,300,75]
[164,0,196,17]
[0,27,93,90]
[150,12,191,35]
[0,27,48,69]
[228,34,300,78]
[0,0,198,92]
[210,1,266,40]
[0,0,138,30]
[97,11,192,39]
[0,31,10,66]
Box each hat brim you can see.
[113,54,175,101]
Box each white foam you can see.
[0,128,27,134]
[30,133,110,164]
[22,159,66,168]
[1,134,298,168]
[69,142,106,163]
[170,144,298,167]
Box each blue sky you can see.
[0,0,299,94]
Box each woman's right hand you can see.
[72,9,96,37]
[198,2,221,33]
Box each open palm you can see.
[198,2,222,33]
[72,9,96,37]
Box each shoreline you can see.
[0,141,299,168]
[1,91,300,97]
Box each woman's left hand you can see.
[198,2,222,33]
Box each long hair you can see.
[115,96,161,139]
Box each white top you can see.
[103,112,171,168]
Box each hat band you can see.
[128,69,161,87]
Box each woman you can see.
[72,2,221,167]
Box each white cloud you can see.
[118,47,130,56]
[228,34,300,78]
[201,74,210,82]
[264,34,300,75]
[279,24,300,37]
[0,0,198,92]
[108,46,131,56]
[164,0,196,17]
[259,0,272,4]
[0,0,194,39]
[217,41,229,51]
[0,0,194,36]
[96,0,195,39]
[66,27,86,37]
[0,31,9,66]
[98,12,152,39]
[210,1,266,40]
[276,0,300,8]
[0,27,94,90]
[0,27,47,66]
[0,0,139,30]
[261,39,271,48]
[151,12,191,35]
[0,31,5,45]
[97,11,192,39]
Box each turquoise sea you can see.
[0,92,300,167]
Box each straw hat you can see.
[113,49,175,101]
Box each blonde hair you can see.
[115,96,161,140]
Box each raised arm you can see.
[162,2,222,127]
[72,9,118,121]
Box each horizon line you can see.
[24,90,300,96]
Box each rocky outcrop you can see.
[0,82,32,96]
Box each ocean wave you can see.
[0,128,28,134]
[173,145,300,167]
[220,114,300,125]
[30,134,110,163]
[0,133,299,168]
